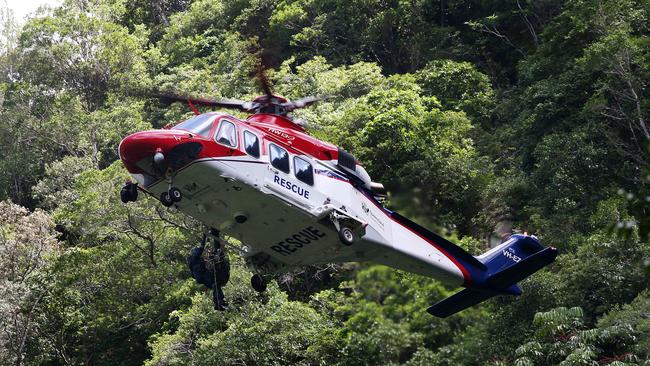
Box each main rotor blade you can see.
[293,96,321,108]
[282,96,322,111]
[153,92,250,111]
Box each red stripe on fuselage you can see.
[395,222,472,286]
[356,188,472,286]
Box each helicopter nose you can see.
[119,130,201,175]
[119,130,171,167]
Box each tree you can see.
[0,3,19,80]
[18,7,148,111]
[0,201,60,366]
[146,265,340,366]
[26,161,200,365]
[415,59,496,125]
[578,8,650,166]
[1,0,648,364]
[514,306,649,365]
[0,2,150,205]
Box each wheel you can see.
[120,187,130,203]
[120,184,138,203]
[338,226,355,246]
[128,184,138,201]
[251,274,267,293]
[169,187,182,202]
[160,191,173,207]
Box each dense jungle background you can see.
[0,0,649,364]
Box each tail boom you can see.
[363,199,557,317]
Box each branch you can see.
[154,206,193,231]
[125,211,157,267]
[469,21,526,56]
[517,0,538,45]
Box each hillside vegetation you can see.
[0,0,649,365]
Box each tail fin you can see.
[427,235,557,317]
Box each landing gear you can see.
[158,167,182,207]
[160,191,173,207]
[120,182,138,203]
[338,226,355,246]
[251,274,267,293]
[169,187,182,202]
[160,187,182,207]
[328,210,361,246]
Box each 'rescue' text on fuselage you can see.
[273,174,310,199]
[270,226,326,256]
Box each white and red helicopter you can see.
[118,78,557,317]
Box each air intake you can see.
[338,148,356,171]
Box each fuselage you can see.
[119,112,468,287]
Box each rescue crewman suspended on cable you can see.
[187,229,230,310]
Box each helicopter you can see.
[117,72,557,317]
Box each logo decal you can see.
[183,183,198,192]
[266,127,295,141]
[502,248,522,262]
[314,168,348,182]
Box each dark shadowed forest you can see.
[0,0,649,364]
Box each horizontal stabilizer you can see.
[427,289,495,318]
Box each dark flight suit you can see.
[187,242,229,310]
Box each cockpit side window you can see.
[171,114,216,137]
[293,157,314,185]
[269,143,290,173]
[243,131,260,158]
[215,120,237,148]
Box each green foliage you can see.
[0,201,60,365]
[526,125,624,243]
[552,232,649,318]
[598,290,650,360]
[147,264,340,366]
[27,161,200,364]
[0,0,649,365]
[267,0,467,73]
[614,159,650,249]
[18,7,148,109]
[416,59,496,123]
[514,306,646,365]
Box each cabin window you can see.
[243,131,260,158]
[215,120,237,148]
[269,144,290,173]
[294,157,314,185]
[171,114,215,137]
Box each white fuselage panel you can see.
[140,155,464,287]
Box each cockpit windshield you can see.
[171,114,216,137]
